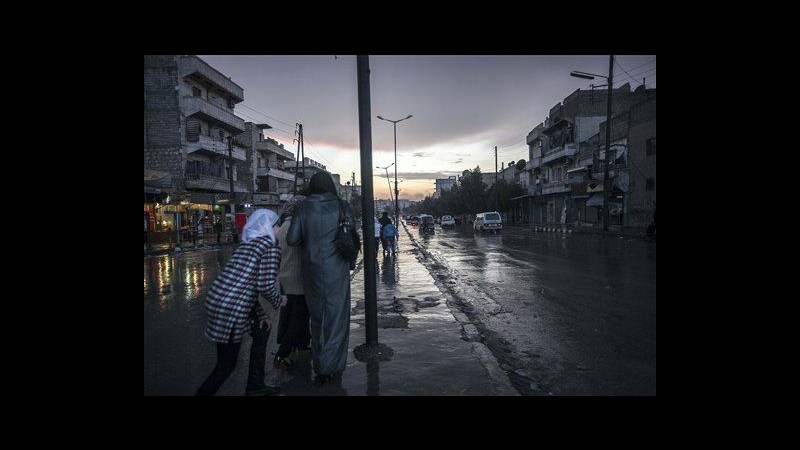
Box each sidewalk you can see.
[261,222,518,396]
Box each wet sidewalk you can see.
[144,223,517,396]
[263,223,517,395]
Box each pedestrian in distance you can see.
[382,219,397,256]
[378,211,392,253]
[195,209,287,396]
[287,172,353,383]
[374,216,382,257]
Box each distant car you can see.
[440,215,455,228]
[473,211,502,234]
[419,214,435,233]
[408,215,420,226]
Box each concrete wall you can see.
[144,55,184,190]
[626,96,656,227]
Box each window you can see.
[192,86,202,98]
[646,138,656,156]
[218,130,225,141]
[646,178,655,191]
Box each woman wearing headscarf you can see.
[195,209,286,396]
[287,172,352,382]
[273,194,311,369]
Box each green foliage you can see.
[402,166,525,221]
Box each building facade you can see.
[434,177,457,198]
[515,83,656,231]
[144,55,248,242]
[234,122,296,213]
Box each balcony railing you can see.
[181,96,245,132]
[186,134,247,161]
[185,161,246,193]
[527,157,542,170]
[178,56,244,102]
[542,180,571,195]
[255,165,295,181]
[185,174,247,193]
[542,143,578,164]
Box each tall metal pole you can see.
[300,124,305,190]
[293,127,301,194]
[393,122,399,228]
[495,145,498,210]
[228,136,238,243]
[357,55,378,346]
[602,55,614,232]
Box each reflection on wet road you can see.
[407,223,656,395]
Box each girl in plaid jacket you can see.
[195,209,287,396]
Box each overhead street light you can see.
[376,114,413,229]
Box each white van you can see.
[473,211,502,234]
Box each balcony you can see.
[526,157,542,170]
[178,56,244,102]
[255,165,295,182]
[185,161,247,193]
[185,174,247,193]
[542,143,578,165]
[186,135,247,161]
[181,96,245,133]
[255,139,295,160]
[542,180,571,195]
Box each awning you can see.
[585,194,604,207]
[510,194,537,201]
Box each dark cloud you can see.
[199,55,655,196]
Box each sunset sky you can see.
[200,55,656,200]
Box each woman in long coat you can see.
[287,172,352,381]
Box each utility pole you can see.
[357,55,378,346]
[602,55,614,232]
[495,146,498,185]
[299,123,305,191]
[393,121,399,230]
[293,126,300,194]
[495,145,499,210]
[227,136,238,243]
[293,123,306,193]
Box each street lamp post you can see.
[571,55,614,232]
[377,114,412,229]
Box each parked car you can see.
[473,211,502,234]
[408,215,420,227]
[440,215,455,228]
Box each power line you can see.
[615,58,646,84]
[236,103,350,175]
[240,103,296,129]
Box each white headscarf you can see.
[242,209,280,244]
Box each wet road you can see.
[406,224,656,395]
